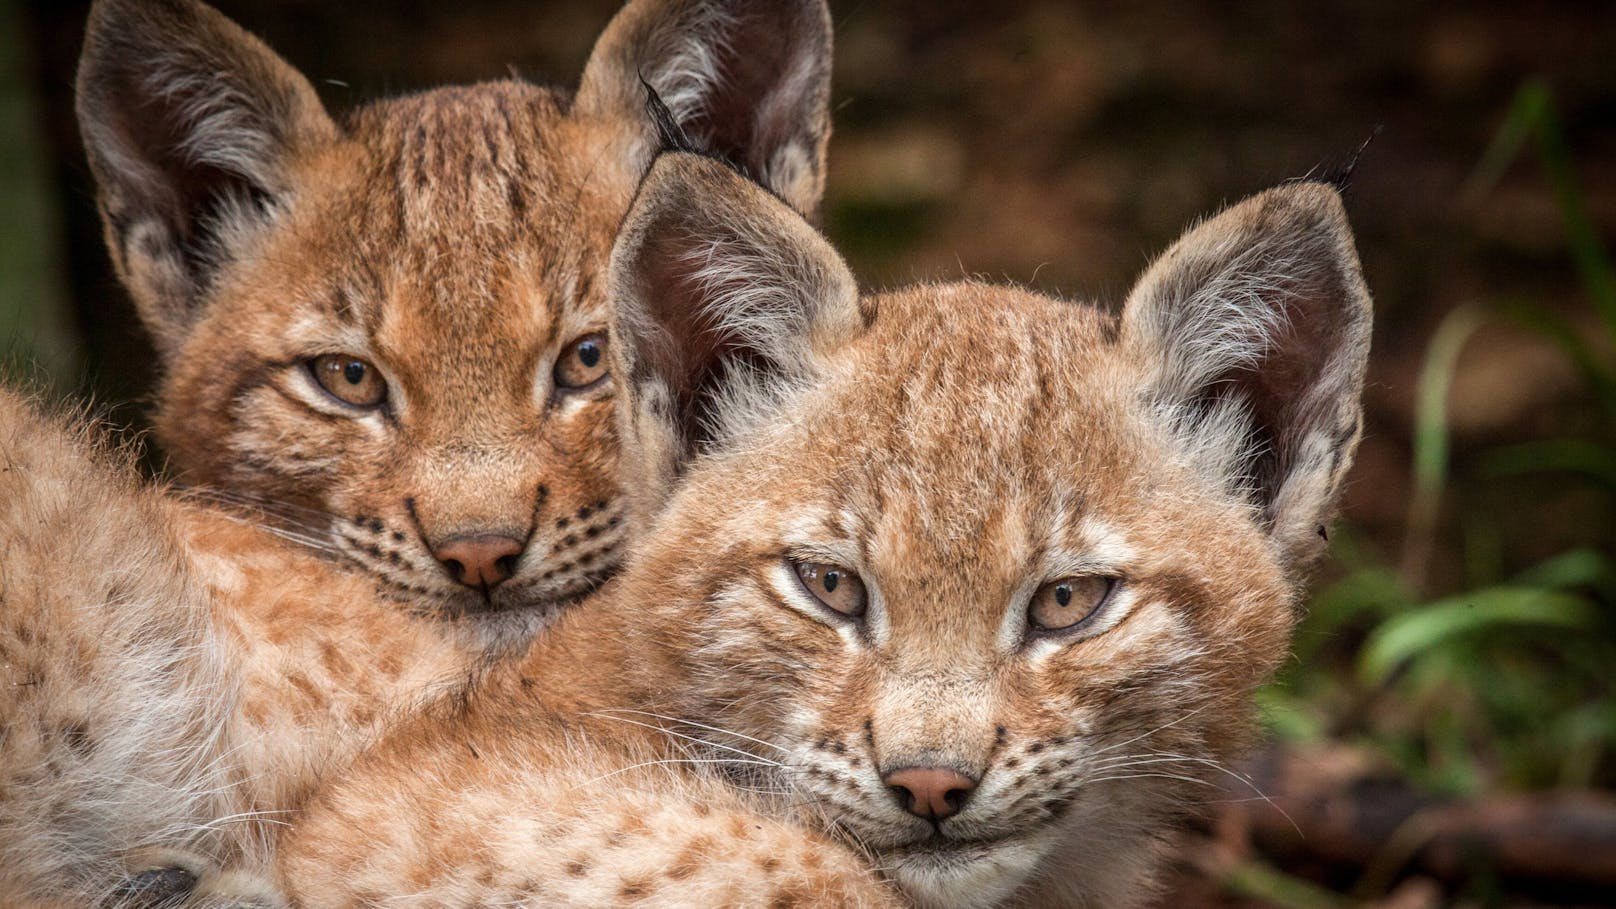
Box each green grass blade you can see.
[1502,300,1616,417]
[1530,85,1616,341]
[1481,438,1616,491]
[1401,305,1487,591]
[1217,859,1355,909]
[1462,78,1547,203]
[1466,79,1616,343]
[1511,548,1614,590]
[1359,586,1597,685]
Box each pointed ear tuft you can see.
[607,153,859,517]
[1304,124,1382,193]
[76,0,337,356]
[578,0,834,217]
[642,79,698,154]
[1122,182,1373,573]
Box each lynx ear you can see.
[608,153,859,516]
[1121,182,1373,572]
[577,0,833,217]
[76,0,337,357]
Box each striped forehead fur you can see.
[381,86,563,230]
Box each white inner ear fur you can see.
[640,7,826,177]
[1134,238,1312,504]
[575,0,832,215]
[1122,184,1371,568]
[606,155,855,522]
[141,63,290,186]
[634,4,739,137]
[671,226,856,444]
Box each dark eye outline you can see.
[789,558,869,621]
[1026,576,1119,638]
[554,332,610,391]
[305,354,388,410]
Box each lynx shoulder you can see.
[0,0,834,904]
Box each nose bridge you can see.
[883,549,1014,642]
[409,435,540,539]
[872,665,998,773]
[869,566,1006,763]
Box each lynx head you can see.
[604,154,1371,906]
[75,0,832,648]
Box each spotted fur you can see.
[1,1,832,905]
[278,155,1373,907]
[0,389,479,907]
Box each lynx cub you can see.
[76,0,832,651]
[279,153,1372,907]
[1,0,833,904]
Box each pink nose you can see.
[432,534,523,589]
[883,767,978,822]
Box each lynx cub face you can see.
[602,155,1372,906]
[74,0,832,646]
[277,155,1370,907]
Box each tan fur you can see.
[277,156,1373,907]
[0,389,474,906]
[2,1,833,904]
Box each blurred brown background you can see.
[4,1,1614,906]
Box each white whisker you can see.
[1086,751,1299,835]
[1084,771,1217,789]
[1091,703,1214,756]
[590,708,790,754]
[581,712,784,767]
[573,757,781,790]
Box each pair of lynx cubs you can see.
[0,0,1372,906]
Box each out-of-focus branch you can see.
[1214,745,1616,899]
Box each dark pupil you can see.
[577,341,601,368]
[823,570,840,593]
[1054,584,1072,607]
[343,361,366,385]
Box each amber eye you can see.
[793,561,868,618]
[308,354,387,408]
[555,333,609,389]
[1028,576,1115,632]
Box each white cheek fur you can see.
[550,387,604,418]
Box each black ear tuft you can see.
[641,77,697,155]
[1297,124,1384,193]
